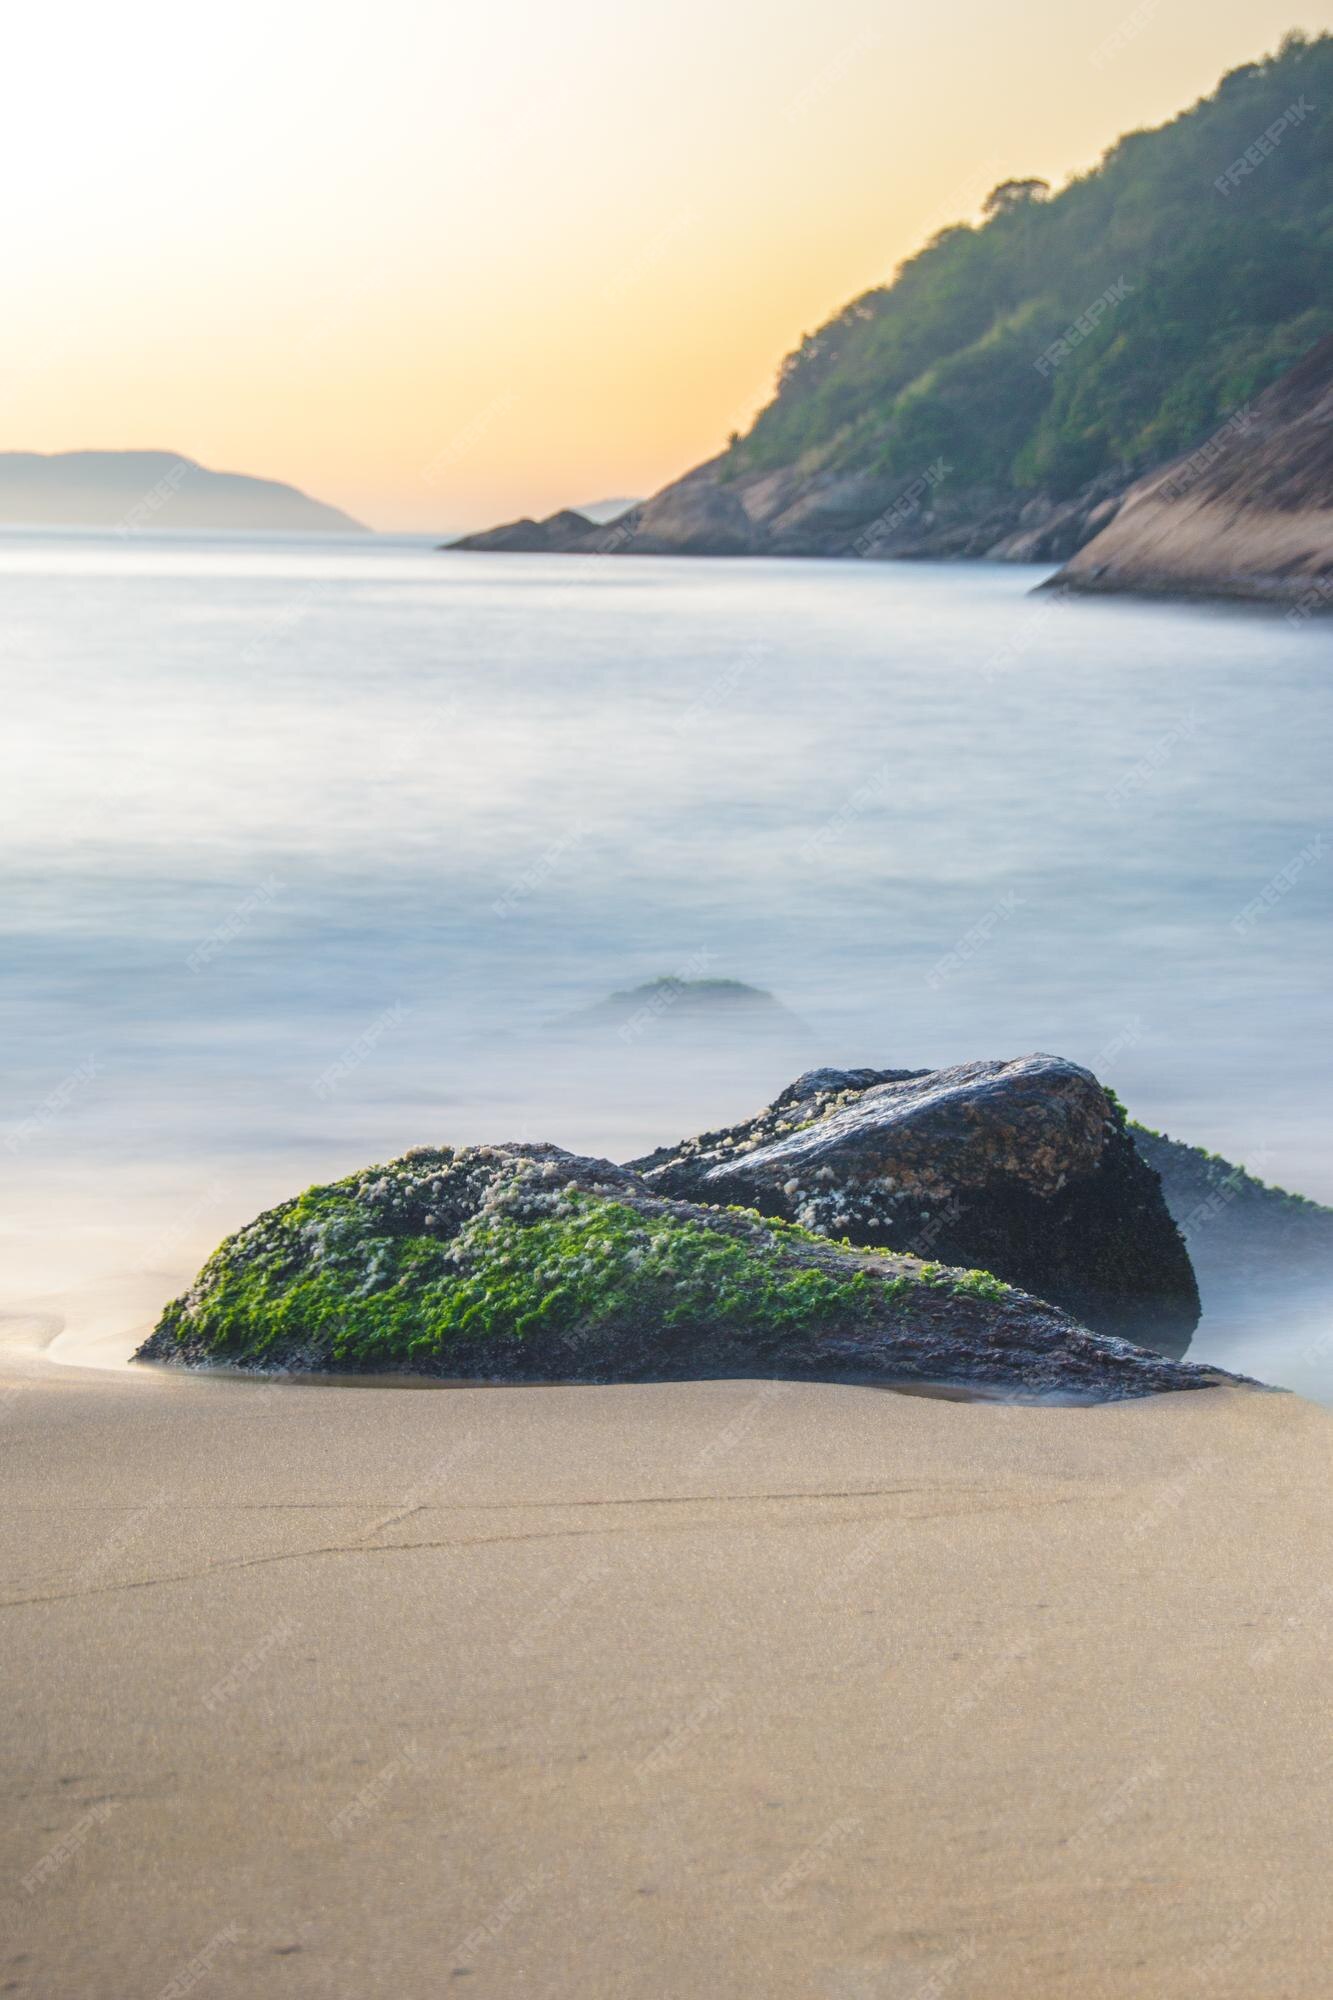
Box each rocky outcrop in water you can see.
[135,1142,1234,1400]
[1048,335,1333,607]
[449,507,605,554]
[630,1056,1201,1351]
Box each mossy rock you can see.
[137,1143,1245,1401]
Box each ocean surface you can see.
[3,530,1331,1391]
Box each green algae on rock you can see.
[136,1143,1245,1400]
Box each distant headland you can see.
[450,34,1333,605]
[0,450,366,534]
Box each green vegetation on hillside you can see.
[724,33,1332,499]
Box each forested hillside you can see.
[724,32,1331,504]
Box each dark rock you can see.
[135,1141,1237,1401]
[629,1055,1201,1351]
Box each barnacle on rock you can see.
[629,1055,1201,1348]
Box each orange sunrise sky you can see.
[5,0,1329,530]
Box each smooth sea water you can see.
[3,530,1331,1388]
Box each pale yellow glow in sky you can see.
[4,1,1327,529]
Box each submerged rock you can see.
[629,1056,1201,1351]
[557,976,811,1040]
[135,1142,1234,1400]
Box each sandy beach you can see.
[1,1325,1329,1999]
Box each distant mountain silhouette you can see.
[0,451,366,533]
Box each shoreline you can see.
[0,1302,1259,1406]
[442,538,1330,612]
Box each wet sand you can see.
[1,1335,1330,1998]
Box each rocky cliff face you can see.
[617,457,1138,563]
[1048,335,1333,606]
[450,460,1132,563]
